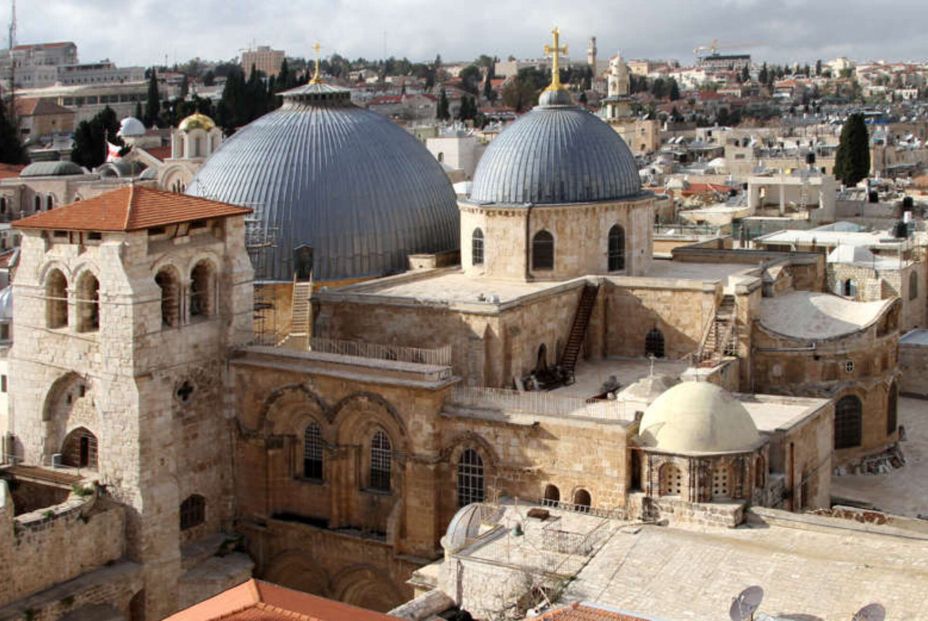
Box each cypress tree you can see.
[437,88,450,121]
[134,101,144,122]
[0,97,26,165]
[145,68,161,127]
[834,113,871,187]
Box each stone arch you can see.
[264,550,331,598]
[45,266,69,329]
[189,258,218,319]
[258,383,330,437]
[332,392,408,443]
[154,264,182,327]
[330,564,404,612]
[74,268,100,333]
[543,483,560,506]
[43,372,100,462]
[531,229,555,271]
[573,488,592,511]
[834,393,863,449]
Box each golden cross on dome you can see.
[543,26,568,91]
[310,42,323,84]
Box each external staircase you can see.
[694,294,738,366]
[559,284,600,375]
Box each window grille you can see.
[472,228,484,266]
[303,423,324,480]
[457,448,485,507]
[370,430,392,492]
[532,230,554,271]
[180,495,205,530]
[608,225,625,271]
[835,395,862,449]
[659,463,682,496]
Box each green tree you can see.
[459,64,482,95]
[179,73,189,99]
[834,113,871,187]
[71,106,124,169]
[669,78,681,101]
[0,97,26,164]
[740,65,751,83]
[144,68,161,127]
[437,88,450,120]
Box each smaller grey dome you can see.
[21,161,85,178]
[538,89,573,107]
[442,503,483,551]
[118,117,146,138]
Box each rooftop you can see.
[643,260,758,284]
[13,186,252,232]
[759,291,892,340]
[164,579,398,621]
[755,227,905,250]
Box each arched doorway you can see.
[61,427,98,469]
[573,488,591,512]
[543,484,560,507]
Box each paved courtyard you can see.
[830,396,928,517]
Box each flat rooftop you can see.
[738,393,831,433]
[551,358,688,400]
[643,260,758,283]
[755,228,903,249]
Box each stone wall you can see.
[459,196,654,281]
[899,337,928,397]
[0,491,125,608]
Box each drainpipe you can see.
[524,202,534,281]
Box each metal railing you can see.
[308,337,452,366]
[450,386,633,420]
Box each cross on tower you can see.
[543,26,568,91]
[310,42,323,84]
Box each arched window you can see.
[711,464,731,499]
[46,195,54,211]
[457,448,485,507]
[471,228,484,266]
[75,272,100,333]
[835,395,863,449]
[843,278,857,298]
[194,136,203,158]
[189,261,214,319]
[369,430,392,492]
[543,484,560,507]
[180,494,206,530]
[887,382,898,436]
[659,463,682,496]
[33,195,41,213]
[645,328,665,358]
[755,455,766,488]
[909,271,918,301]
[531,230,554,271]
[61,427,97,468]
[608,225,626,271]
[155,267,180,327]
[437,152,444,163]
[46,268,69,329]
[573,488,591,512]
[303,422,324,480]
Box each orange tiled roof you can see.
[538,603,652,621]
[144,145,173,161]
[13,185,251,232]
[165,579,399,621]
[0,164,26,180]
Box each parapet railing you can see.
[307,337,452,366]
[449,386,634,420]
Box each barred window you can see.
[472,228,484,266]
[532,230,554,271]
[659,463,682,496]
[303,422,324,480]
[608,225,626,271]
[457,448,485,507]
[645,328,665,358]
[711,465,731,499]
[370,430,392,492]
[835,395,862,449]
[180,494,206,530]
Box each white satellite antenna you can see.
[852,603,885,621]
[729,586,764,621]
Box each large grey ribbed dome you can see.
[469,96,641,205]
[186,83,458,281]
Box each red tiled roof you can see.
[13,41,74,51]
[142,145,173,162]
[15,97,73,117]
[165,579,399,621]
[538,602,651,621]
[13,186,252,232]
[0,164,26,180]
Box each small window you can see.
[0,324,8,341]
[34,195,41,213]
[608,225,626,271]
[755,456,766,488]
[180,494,205,530]
[190,219,208,230]
[835,395,863,449]
[155,268,180,328]
[457,448,485,507]
[645,328,665,358]
[148,226,166,236]
[543,483,560,507]
[531,230,554,271]
[472,228,484,266]
[46,195,54,211]
[76,272,100,333]
[303,422,324,480]
[659,463,682,496]
[189,261,214,319]
[369,430,392,492]
[1,374,7,392]
[87,232,102,241]
[573,488,591,512]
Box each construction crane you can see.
[693,39,760,58]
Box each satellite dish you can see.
[729,586,764,621]
[853,603,885,621]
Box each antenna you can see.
[728,586,764,621]
[6,0,15,124]
[852,603,885,621]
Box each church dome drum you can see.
[186,81,458,282]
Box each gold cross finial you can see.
[543,26,568,91]
[310,42,323,84]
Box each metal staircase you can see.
[559,284,600,375]
[694,294,738,366]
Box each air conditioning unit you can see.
[51,453,63,468]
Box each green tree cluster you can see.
[71,106,125,169]
[0,97,26,164]
[834,113,871,187]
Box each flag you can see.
[106,141,122,162]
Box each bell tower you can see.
[9,187,254,619]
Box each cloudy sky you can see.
[7,0,928,68]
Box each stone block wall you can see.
[899,340,928,397]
